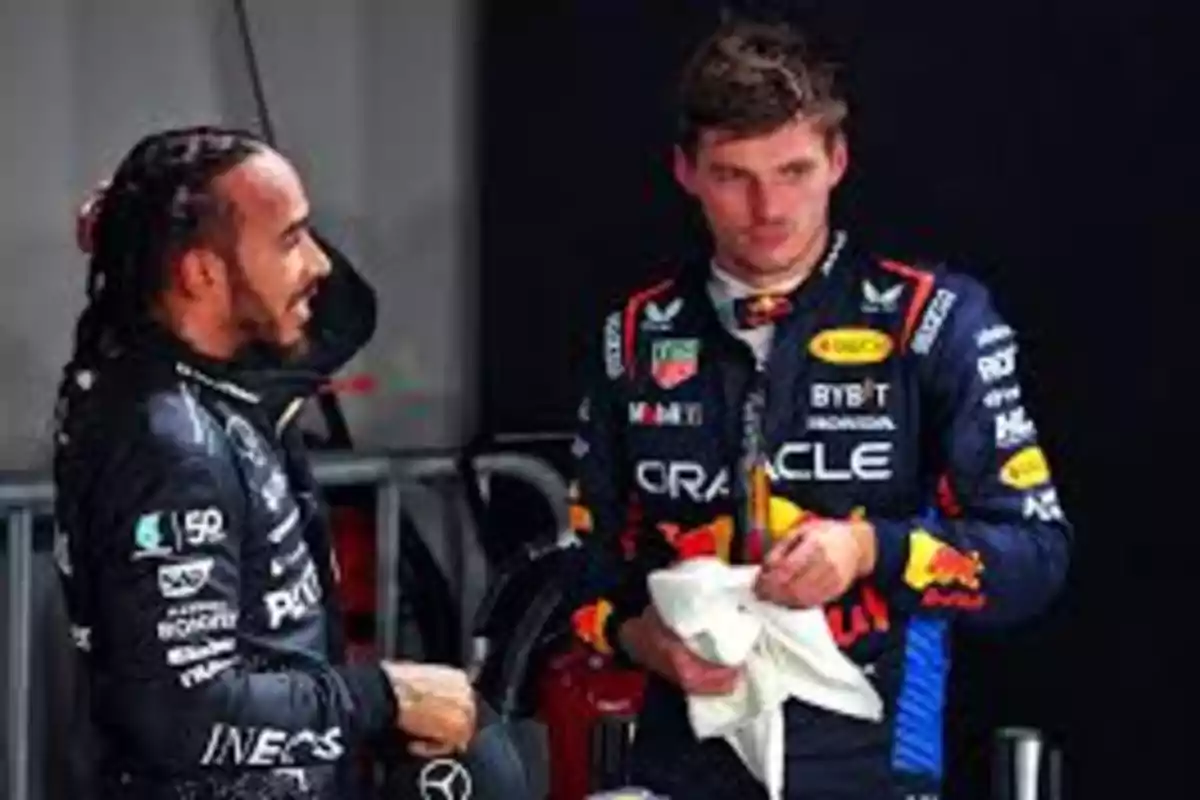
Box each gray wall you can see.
[0,0,473,470]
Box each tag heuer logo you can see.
[650,338,700,390]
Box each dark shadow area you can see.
[479,1,1197,796]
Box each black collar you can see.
[128,323,325,406]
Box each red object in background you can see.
[330,505,376,623]
[322,372,379,396]
[537,644,647,800]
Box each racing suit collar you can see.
[708,229,848,292]
[699,228,851,332]
[709,261,810,301]
[130,322,325,406]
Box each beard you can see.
[224,257,312,365]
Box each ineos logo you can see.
[418,758,473,800]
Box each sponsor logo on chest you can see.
[650,338,701,390]
[636,440,894,502]
[628,400,704,426]
[808,328,893,365]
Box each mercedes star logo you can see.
[417,758,473,800]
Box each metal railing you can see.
[0,448,571,800]
[4,503,36,800]
[2,446,1062,800]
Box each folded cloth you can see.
[647,557,884,800]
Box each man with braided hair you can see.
[52,125,476,799]
[568,16,1072,799]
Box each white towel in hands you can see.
[647,557,884,800]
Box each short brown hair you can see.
[676,17,848,157]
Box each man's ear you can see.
[174,248,226,299]
[673,145,697,196]
[826,131,849,189]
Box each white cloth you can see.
[647,557,884,800]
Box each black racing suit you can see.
[52,242,395,799]
[568,233,1073,799]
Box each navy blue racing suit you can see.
[52,240,394,799]
[568,232,1072,799]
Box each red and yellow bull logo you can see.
[655,498,871,564]
[808,328,894,365]
[569,504,594,535]
[655,497,822,563]
[749,295,786,314]
[657,516,734,561]
[768,496,807,537]
[744,294,793,327]
[571,598,614,654]
[904,529,984,591]
[999,446,1051,490]
[567,482,594,535]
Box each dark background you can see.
[479,1,1195,797]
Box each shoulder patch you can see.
[602,311,623,379]
[909,287,959,355]
[145,388,221,455]
[620,278,676,379]
[877,259,939,352]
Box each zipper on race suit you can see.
[735,360,771,564]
